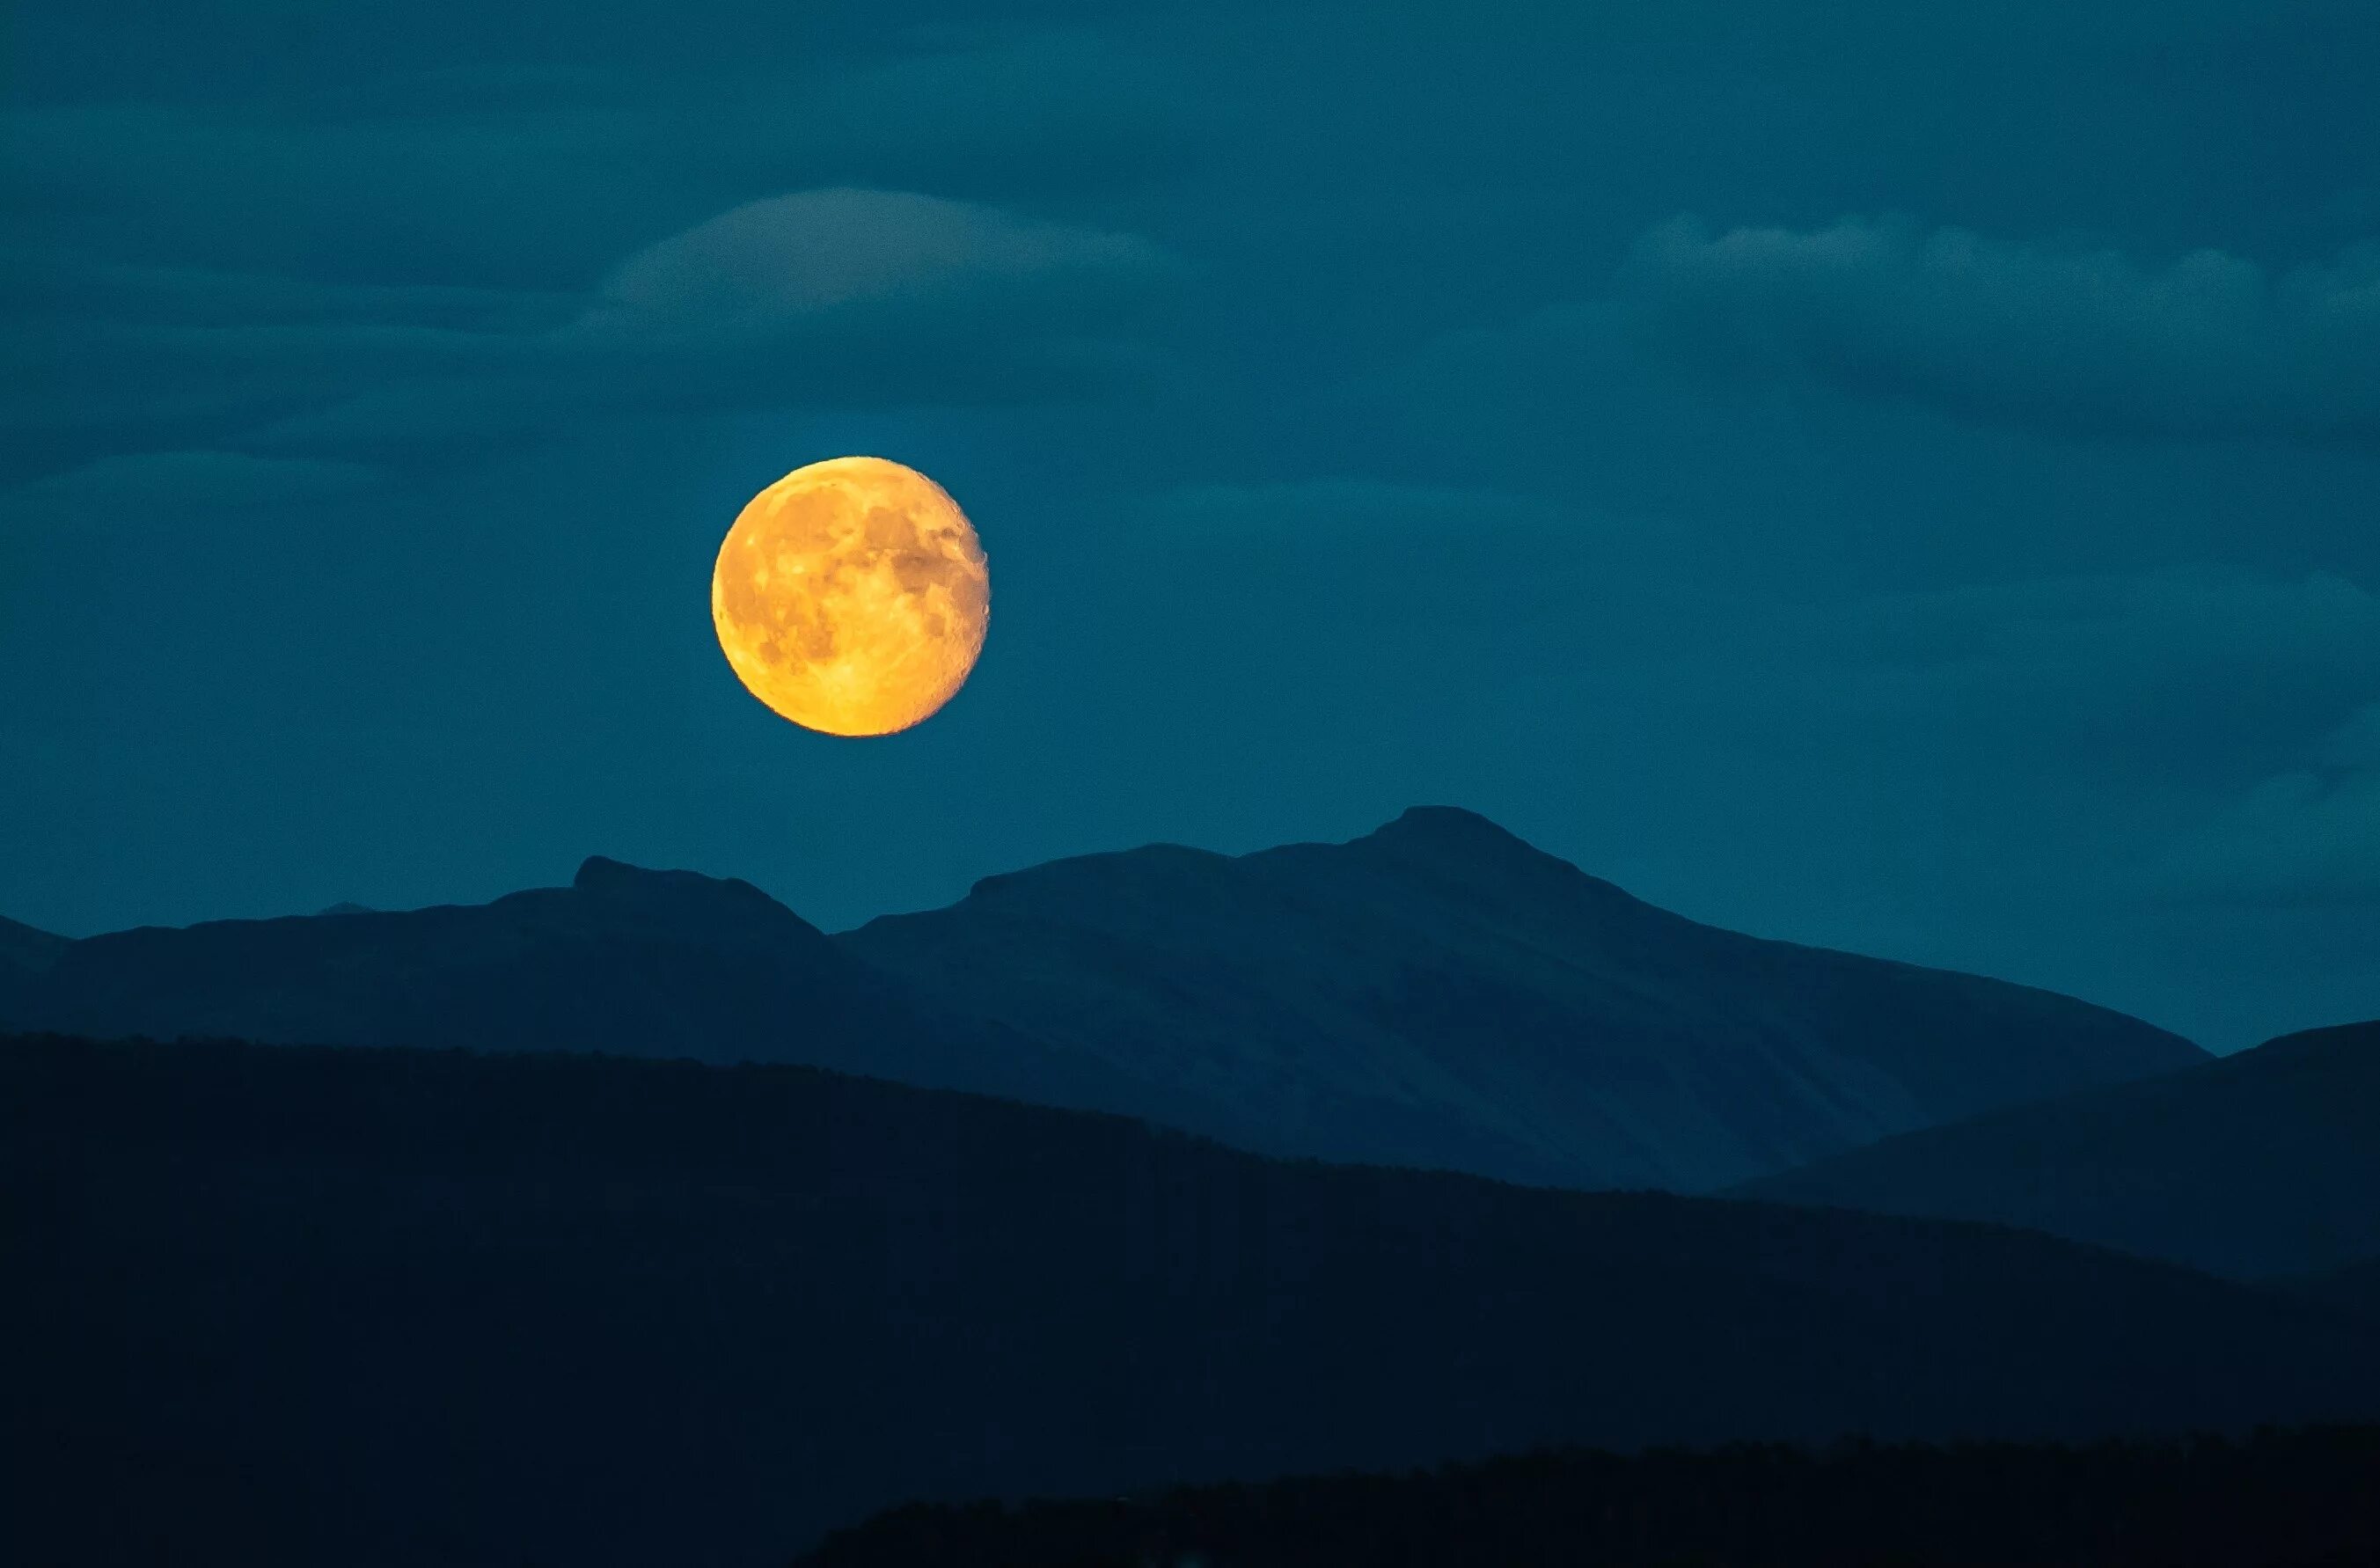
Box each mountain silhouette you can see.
[9,1029,2376,1568]
[0,858,1151,1117]
[0,912,65,975]
[0,912,66,1021]
[838,807,2202,1190]
[1737,1021,2380,1279]
[0,811,2201,1191]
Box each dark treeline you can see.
[802,1426,2380,1568]
[11,1030,2380,1565]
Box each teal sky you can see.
[4,0,2378,1050]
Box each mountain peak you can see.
[1371,804,1533,846]
[566,855,823,942]
[1352,805,1602,884]
[574,855,742,898]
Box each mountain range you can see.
[11,1029,2376,1567]
[842,807,2200,1188]
[1736,1021,2380,1279]
[0,855,1161,1122]
[0,808,2203,1191]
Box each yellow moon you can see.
[710,457,990,736]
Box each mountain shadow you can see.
[839,806,2202,1191]
[9,1030,2376,1567]
[799,1426,2380,1568]
[1738,1021,2380,1279]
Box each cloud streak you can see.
[1625,215,2380,445]
[4,451,383,515]
[6,187,1182,488]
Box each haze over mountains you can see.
[0,808,2202,1191]
[1738,1021,2380,1280]
[11,1030,2376,1567]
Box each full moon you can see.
[710,457,990,736]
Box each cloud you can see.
[2160,698,2380,905]
[1146,479,1564,539]
[3,451,383,514]
[7,188,1180,466]
[1842,570,2380,685]
[1824,570,2380,775]
[2160,766,2380,906]
[2318,702,2380,769]
[575,187,1173,346]
[1,29,1188,289]
[1623,215,2380,444]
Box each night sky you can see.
[4,0,2376,1051]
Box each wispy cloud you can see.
[1624,215,2380,446]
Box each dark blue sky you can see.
[4,0,2376,1049]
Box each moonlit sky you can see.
[4,0,2377,1050]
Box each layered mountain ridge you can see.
[0,854,1157,1120]
[0,808,2204,1191]
[1737,1020,2380,1279]
[841,806,2201,1189]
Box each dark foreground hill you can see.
[801,1427,2380,1568]
[840,808,2201,1191]
[9,1032,2377,1568]
[0,856,1154,1117]
[2283,1257,2380,1320]
[1738,1022,2380,1279]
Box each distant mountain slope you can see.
[0,858,1150,1117]
[0,912,67,976]
[1738,1022,2380,1279]
[799,1428,2380,1568]
[7,1031,2373,1568]
[839,807,2202,1191]
[0,913,68,1021]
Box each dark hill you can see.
[8,1030,2376,1567]
[2291,1257,2380,1319]
[838,807,2202,1191]
[799,1427,2380,1568]
[1738,1022,2380,1279]
[0,858,1151,1117]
